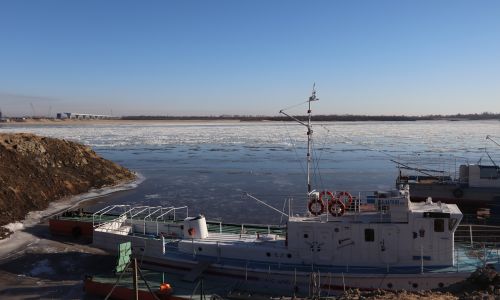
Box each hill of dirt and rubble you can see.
[0,133,135,238]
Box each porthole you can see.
[266,252,271,257]
[438,282,444,288]
[412,283,418,289]
[303,233,309,238]
[387,283,393,289]
[287,253,292,258]
[198,247,202,252]
[334,228,339,233]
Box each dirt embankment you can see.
[0,133,135,236]
[340,267,500,299]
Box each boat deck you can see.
[161,241,500,275]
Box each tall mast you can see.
[306,85,318,193]
[279,85,319,194]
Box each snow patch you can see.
[3,222,24,232]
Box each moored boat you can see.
[396,152,500,216]
[90,89,500,296]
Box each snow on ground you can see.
[0,175,143,260]
[3,222,24,232]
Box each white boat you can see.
[92,89,499,296]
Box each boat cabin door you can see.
[380,226,399,264]
[413,219,432,256]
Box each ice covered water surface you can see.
[1,121,499,223]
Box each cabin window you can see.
[364,228,375,242]
[434,219,445,232]
[479,166,500,179]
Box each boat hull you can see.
[83,276,183,300]
[49,218,93,241]
[136,254,469,295]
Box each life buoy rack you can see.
[187,227,196,236]
[328,199,345,217]
[308,198,325,216]
[336,191,353,207]
[452,188,464,198]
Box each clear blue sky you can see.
[1,0,499,117]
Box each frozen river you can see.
[1,120,499,223]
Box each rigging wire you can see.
[311,128,334,191]
[104,259,133,300]
[281,120,307,182]
[280,100,310,113]
[137,266,162,300]
[311,138,326,192]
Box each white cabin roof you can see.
[409,200,461,215]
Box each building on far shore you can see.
[57,112,114,120]
[0,109,8,122]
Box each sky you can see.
[1,0,500,117]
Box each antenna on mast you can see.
[279,84,319,194]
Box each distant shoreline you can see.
[1,112,499,125]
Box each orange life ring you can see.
[308,198,325,216]
[187,228,196,236]
[328,199,346,217]
[319,190,335,203]
[336,191,353,207]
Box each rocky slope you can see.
[0,133,135,236]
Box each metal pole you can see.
[278,86,318,195]
[306,86,317,193]
[420,245,424,274]
[133,258,139,300]
[469,225,473,247]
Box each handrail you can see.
[155,206,189,222]
[92,204,130,227]
[143,206,164,221]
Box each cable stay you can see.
[390,159,446,176]
[487,135,500,148]
[243,192,289,218]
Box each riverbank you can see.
[0,180,143,299]
[0,133,136,238]
[0,177,141,261]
